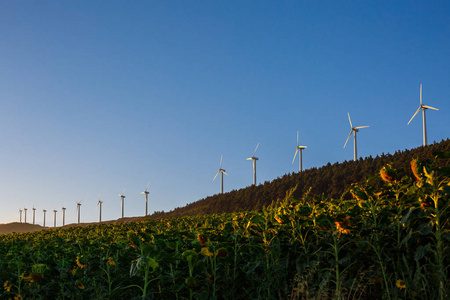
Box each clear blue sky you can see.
[1,1,449,225]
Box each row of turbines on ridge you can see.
[212,84,439,194]
[18,183,151,227]
[17,84,439,225]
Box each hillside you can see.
[151,139,450,219]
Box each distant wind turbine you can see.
[43,209,47,227]
[407,84,439,146]
[119,188,126,218]
[343,113,369,161]
[32,207,36,225]
[53,209,57,227]
[97,194,103,222]
[24,208,27,223]
[292,131,307,172]
[141,182,150,216]
[19,209,23,223]
[247,143,259,186]
[62,207,66,226]
[213,155,228,194]
[76,201,82,224]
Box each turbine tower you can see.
[19,209,23,223]
[62,207,66,226]
[32,207,36,225]
[43,209,47,227]
[247,143,259,186]
[97,194,104,222]
[292,131,307,172]
[141,182,150,216]
[407,84,439,146]
[76,201,82,224]
[53,209,57,227]
[119,188,126,218]
[343,113,369,161]
[213,155,228,194]
[24,208,27,223]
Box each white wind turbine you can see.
[76,201,82,224]
[19,209,23,223]
[119,188,126,218]
[53,209,57,227]
[24,208,28,223]
[43,209,47,227]
[213,155,228,194]
[32,207,36,225]
[343,113,369,161]
[247,143,259,186]
[407,84,439,146]
[141,182,150,216]
[292,131,307,172]
[62,206,66,226]
[97,194,104,222]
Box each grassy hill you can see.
[151,139,450,219]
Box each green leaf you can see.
[414,244,430,261]
[401,208,414,225]
[419,222,433,235]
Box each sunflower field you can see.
[0,155,449,300]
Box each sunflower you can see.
[76,256,87,269]
[108,257,116,266]
[396,279,406,289]
[197,234,208,245]
[75,281,85,290]
[3,280,12,292]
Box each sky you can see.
[1,1,449,226]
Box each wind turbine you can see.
[19,209,23,223]
[76,201,82,224]
[97,194,103,222]
[247,143,259,186]
[119,188,126,218]
[24,208,27,223]
[407,84,439,146]
[343,113,369,161]
[62,207,66,226]
[32,207,36,225]
[53,209,57,227]
[213,155,228,194]
[141,182,150,216]
[43,209,47,227]
[292,131,307,172]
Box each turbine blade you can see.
[246,157,253,160]
[213,171,220,181]
[343,130,352,148]
[422,105,439,111]
[355,126,369,129]
[420,84,422,105]
[253,143,259,157]
[122,188,126,196]
[348,112,353,128]
[407,107,421,125]
[223,171,228,176]
[145,181,150,191]
[292,149,299,164]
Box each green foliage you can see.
[0,153,448,299]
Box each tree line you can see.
[150,139,450,219]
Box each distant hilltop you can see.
[0,222,45,235]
